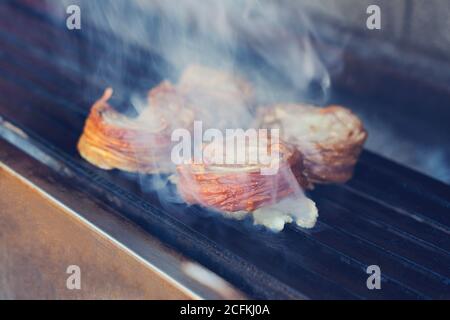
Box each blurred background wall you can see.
[302,0,449,60]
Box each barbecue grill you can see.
[1,0,449,299]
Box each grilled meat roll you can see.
[176,137,312,213]
[77,65,255,173]
[77,82,193,173]
[177,64,255,129]
[257,104,367,183]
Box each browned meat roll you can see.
[177,64,255,129]
[77,65,255,173]
[77,82,194,173]
[176,137,312,213]
[178,64,254,107]
[257,104,367,184]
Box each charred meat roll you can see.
[257,104,367,184]
[177,64,255,129]
[176,137,312,213]
[77,82,193,173]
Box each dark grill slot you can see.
[1,0,449,299]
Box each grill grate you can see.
[0,0,449,299]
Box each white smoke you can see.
[55,0,332,102]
